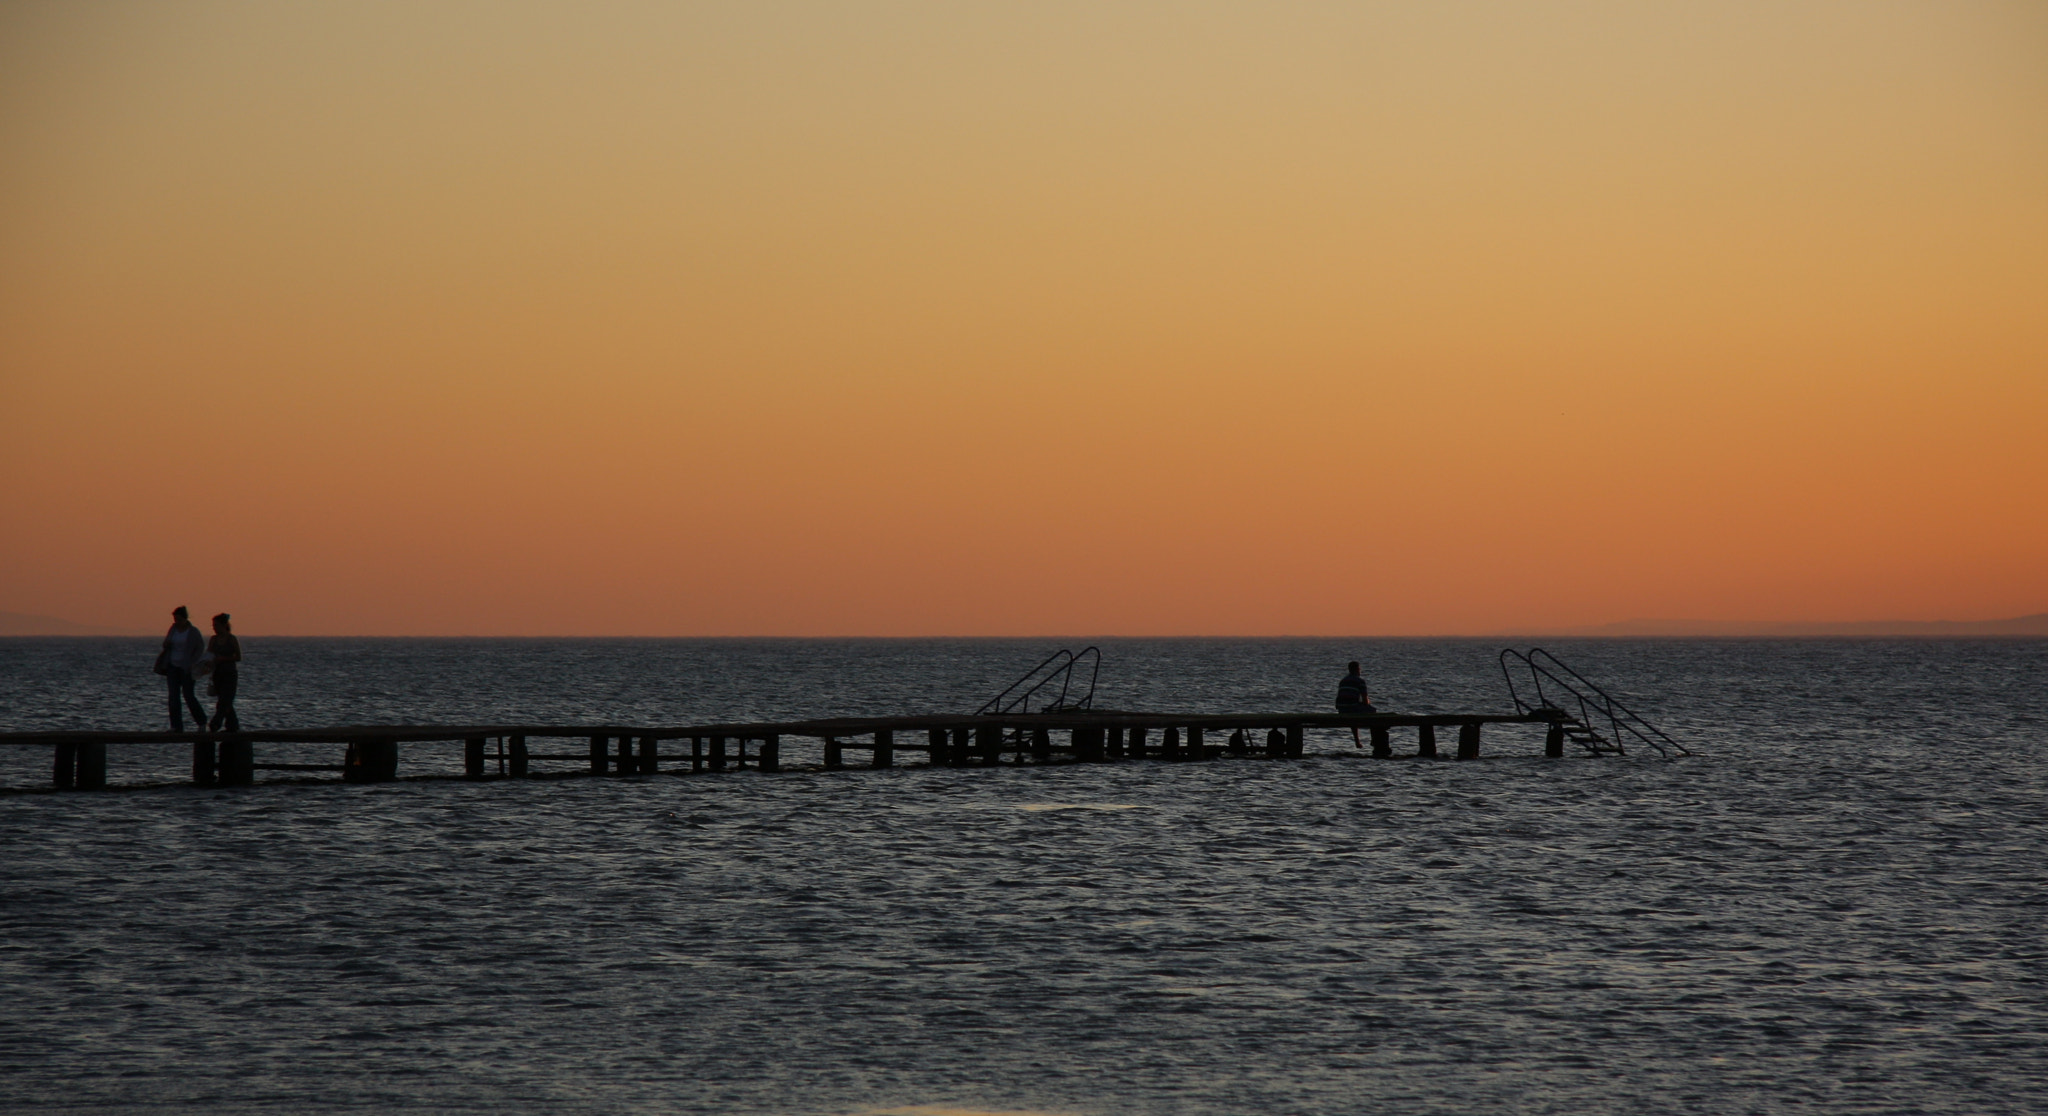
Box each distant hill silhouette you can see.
[1557,612,2048,637]
[0,611,142,636]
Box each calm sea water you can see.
[1,637,2043,1115]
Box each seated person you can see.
[1335,661,1375,748]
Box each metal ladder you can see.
[976,646,1100,716]
[1498,648,1691,758]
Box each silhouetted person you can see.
[1335,660,1375,748]
[157,606,208,732]
[207,613,241,733]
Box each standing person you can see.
[157,606,208,732]
[1335,660,1376,748]
[207,613,242,732]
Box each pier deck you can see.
[3,709,1573,791]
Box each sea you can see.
[0,637,2042,1115]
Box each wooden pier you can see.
[2,709,1576,791]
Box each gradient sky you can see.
[3,1,2044,635]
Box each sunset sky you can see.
[3,1,2043,636]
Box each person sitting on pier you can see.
[156,606,209,733]
[1335,661,1375,748]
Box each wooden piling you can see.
[1457,721,1482,761]
[588,735,607,775]
[465,736,486,779]
[1162,726,1181,760]
[976,724,1002,766]
[615,734,633,774]
[1546,722,1566,758]
[710,735,728,772]
[1032,727,1052,763]
[75,743,107,789]
[928,727,949,766]
[873,728,893,768]
[638,735,658,774]
[1188,726,1205,760]
[1106,725,1124,759]
[1074,726,1104,763]
[690,736,703,773]
[824,737,844,770]
[510,734,529,777]
[951,726,972,767]
[1417,723,1437,758]
[52,743,76,790]
[1286,723,1304,759]
[1128,726,1147,759]
[191,741,217,786]
[1371,724,1391,758]
[219,739,254,786]
[759,734,780,773]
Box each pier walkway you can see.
[4,709,1573,791]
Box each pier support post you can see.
[615,734,634,774]
[691,736,703,772]
[1073,724,1105,761]
[976,724,1002,766]
[1417,723,1437,758]
[639,736,658,774]
[928,727,948,765]
[873,728,893,768]
[1285,724,1304,759]
[759,735,780,773]
[1188,726,1205,760]
[824,738,843,770]
[1370,725,1391,758]
[76,743,107,789]
[465,736,486,779]
[1128,726,1147,759]
[952,727,973,767]
[219,739,254,785]
[53,743,76,790]
[709,736,728,772]
[1106,726,1124,759]
[192,740,217,786]
[1162,726,1181,760]
[1457,722,1482,761]
[1546,722,1566,758]
[589,736,607,775]
[1032,727,1051,763]
[510,734,529,777]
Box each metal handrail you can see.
[1498,648,1690,758]
[976,646,1101,715]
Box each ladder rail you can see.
[976,646,1102,716]
[1498,648,1691,758]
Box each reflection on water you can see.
[1015,803,1148,812]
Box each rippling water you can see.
[1,638,2043,1114]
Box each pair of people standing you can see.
[158,606,240,732]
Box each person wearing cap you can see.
[156,606,209,731]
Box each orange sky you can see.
[3,1,2044,635]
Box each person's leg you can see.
[212,672,239,732]
[167,672,185,731]
[180,674,207,728]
